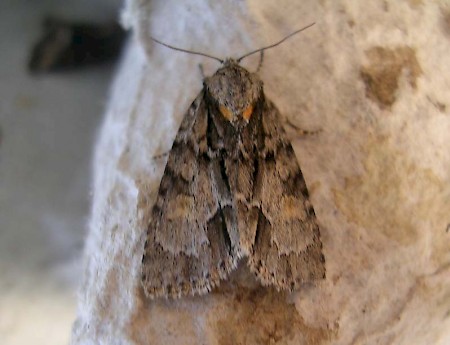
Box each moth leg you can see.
[284,117,322,138]
[198,63,205,79]
[255,50,264,74]
[151,150,170,161]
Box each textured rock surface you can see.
[71,0,450,344]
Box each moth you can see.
[142,24,325,298]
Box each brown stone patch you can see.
[441,8,450,37]
[333,136,446,246]
[408,0,423,7]
[360,46,422,109]
[127,298,200,344]
[215,288,333,345]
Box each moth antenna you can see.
[151,37,224,63]
[237,22,315,63]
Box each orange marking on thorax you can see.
[219,105,233,121]
[242,104,254,121]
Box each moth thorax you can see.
[205,59,262,123]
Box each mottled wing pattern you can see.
[141,92,240,298]
[248,99,325,290]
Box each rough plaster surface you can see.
[71,1,450,344]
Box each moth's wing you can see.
[248,99,325,290]
[141,92,240,298]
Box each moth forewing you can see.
[141,59,325,299]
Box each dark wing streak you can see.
[141,92,240,298]
[247,99,325,290]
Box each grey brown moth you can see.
[142,24,325,298]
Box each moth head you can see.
[205,59,262,124]
[150,23,315,125]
